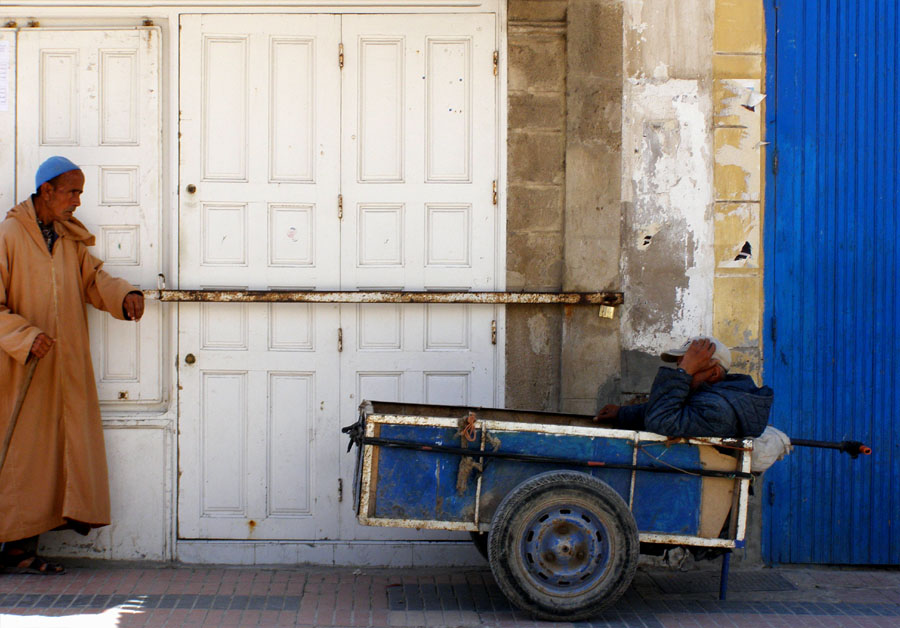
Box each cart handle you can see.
[790,439,872,459]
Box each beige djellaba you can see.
[0,197,137,542]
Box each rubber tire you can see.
[487,470,639,621]
[470,531,489,561]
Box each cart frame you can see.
[352,403,754,550]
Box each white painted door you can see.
[178,13,500,542]
[177,15,342,540]
[15,28,163,408]
[339,14,498,291]
[337,14,499,539]
[0,31,15,210]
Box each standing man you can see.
[0,156,144,574]
[595,336,772,438]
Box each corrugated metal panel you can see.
[763,0,898,564]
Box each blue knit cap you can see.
[35,156,81,192]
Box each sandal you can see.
[1,548,65,575]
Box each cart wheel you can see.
[487,470,638,621]
[470,531,489,561]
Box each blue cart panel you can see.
[350,401,753,549]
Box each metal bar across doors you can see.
[147,290,623,305]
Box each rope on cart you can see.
[636,445,702,477]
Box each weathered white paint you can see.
[176,12,499,544]
[365,411,750,446]
[40,426,171,560]
[336,14,499,541]
[0,32,14,211]
[177,14,344,540]
[15,27,164,408]
[0,0,507,563]
[175,540,485,567]
[619,0,716,364]
[621,77,714,352]
[9,28,169,562]
[715,78,763,202]
[11,0,491,7]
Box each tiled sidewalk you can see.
[0,563,899,627]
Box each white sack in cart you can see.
[750,425,792,472]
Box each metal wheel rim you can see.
[518,503,612,596]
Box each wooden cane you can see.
[0,356,40,476]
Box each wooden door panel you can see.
[16,28,162,407]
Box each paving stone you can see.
[0,565,897,627]
[158,594,179,609]
[88,594,110,608]
[16,594,42,607]
[228,595,249,610]
[70,594,94,608]
[52,594,75,608]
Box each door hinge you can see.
[770,315,776,345]
[491,320,497,345]
[338,327,343,352]
[339,43,344,70]
[492,180,498,205]
[338,194,343,220]
[338,478,344,502]
[771,146,778,175]
[767,481,775,506]
[493,50,499,76]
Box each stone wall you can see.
[504,0,767,510]
[559,0,624,415]
[505,0,568,410]
[505,0,624,413]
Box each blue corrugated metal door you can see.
[763,0,899,564]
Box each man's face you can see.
[677,355,725,390]
[39,169,84,223]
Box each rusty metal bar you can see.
[143,289,623,306]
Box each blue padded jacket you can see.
[617,367,773,438]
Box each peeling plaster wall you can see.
[620,0,715,393]
[711,0,767,565]
[622,80,715,349]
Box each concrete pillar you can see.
[505,1,568,410]
[559,0,624,415]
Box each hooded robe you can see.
[0,197,136,542]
